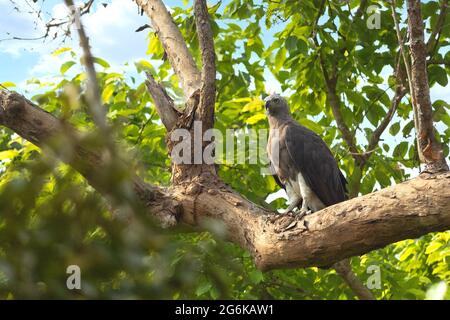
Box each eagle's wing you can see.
[284,121,347,206]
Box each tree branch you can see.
[194,0,216,129]
[365,61,407,161]
[334,259,375,300]
[136,0,201,99]
[406,0,449,172]
[392,0,419,148]
[317,53,362,165]
[65,0,107,132]
[170,170,450,271]
[427,58,450,67]
[0,91,180,227]
[145,71,180,131]
[1,90,450,274]
[426,0,448,56]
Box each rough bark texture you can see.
[2,90,449,271]
[0,91,180,227]
[194,0,216,130]
[145,71,180,131]
[170,171,450,270]
[407,0,449,172]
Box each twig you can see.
[333,258,375,300]
[426,0,448,56]
[391,0,419,160]
[144,71,179,131]
[365,59,407,161]
[64,0,107,133]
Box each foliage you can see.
[0,0,449,299]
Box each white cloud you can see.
[1,0,150,82]
[81,0,149,64]
[0,0,46,56]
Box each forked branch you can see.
[136,0,201,99]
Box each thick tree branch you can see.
[0,91,179,227]
[136,0,201,99]
[145,71,180,131]
[407,0,449,172]
[170,171,450,270]
[194,0,216,129]
[1,90,450,275]
[392,0,419,149]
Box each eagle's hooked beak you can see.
[264,100,270,110]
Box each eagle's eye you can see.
[273,98,280,103]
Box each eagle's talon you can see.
[299,208,312,216]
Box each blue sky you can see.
[0,0,286,93]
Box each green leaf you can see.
[425,241,443,254]
[399,246,415,261]
[245,113,266,125]
[101,84,115,103]
[299,118,323,133]
[393,141,409,158]
[389,122,400,136]
[52,47,72,56]
[93,57,111,69]
[195,282,212,297]
[242,98,263,112]
[0,150,19,160]
[0,81,16,88]
[60,61,76,74]
[428,65,448,86]
[402,120,415,137]
[135,60,155,74]
[248,270,264,284]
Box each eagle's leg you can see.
[297,173,325,214]
[284,180,302,214]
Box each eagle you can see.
[265,94,347,215]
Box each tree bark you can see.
[0,91,180,227]
[407,0,449,173]
[145,71,180,131]
[194,0,216,130]
[1,89,450,271]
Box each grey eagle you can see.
[265,94,347,214]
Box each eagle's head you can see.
[264,93,290,116]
